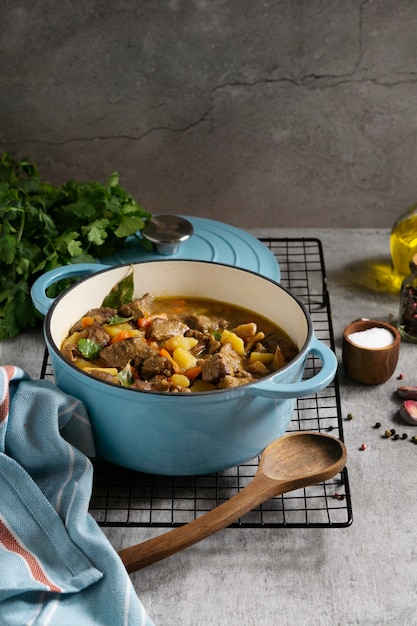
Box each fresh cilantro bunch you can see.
[0,152,151,340]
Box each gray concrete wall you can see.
[1,0,417,229]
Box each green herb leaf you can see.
[77,338,102,359]
[0,152,151,339]
[115,214,147,238]
[83,218,110,246]
[117,362,134,386]
[101,267,134,308]
[108,314,134,324]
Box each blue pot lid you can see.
[102,215,280,282]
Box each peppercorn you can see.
[360,443,367,450]
[347,413,354,421]
[384,429,393,438]
[393,434,400,440]
[402,433,408,439]
[373,422,382,429]
[327,425,334,431]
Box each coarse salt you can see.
[348,327,395,349]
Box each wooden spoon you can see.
[118,431,347,573]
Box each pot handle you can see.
[31,263,110,316]
[247,337,337,399]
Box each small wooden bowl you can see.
[342,319,401,385]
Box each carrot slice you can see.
[81,316,95,328]
[184,366,202,381]
[137,313,168,328]
[110,330,136,344]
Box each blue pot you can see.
[31,261,337,475]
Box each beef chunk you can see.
[246,360,269,375]
[278,338,299,361]
[147,375,171,392]
[141,355,175,380]
[207,337,222,354]
[87,370,116,384]
[218,375,252,389]
[219,342,243,373]
[85,322,111,347]
[61,342,82,362]
[100,337,154,369]
[245,331,266,352]
[149,318,189,342]
[263,333,298,362]
[131,379,153,391]
[119,294,153,320]
[168,383,191,394]
[184,313,227,334]
[200,353,231,383]
[199,342,245,384]
[184,329,220,355]
[142,375,190,393]
[130,343,160,373]
[131,341,156,362]
[272,345,286,370]
[69,307,118,334]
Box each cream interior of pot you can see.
[48,261,310,354]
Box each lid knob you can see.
[141,215,194,255]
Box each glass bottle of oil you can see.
[390,203,417,283]
[398,253,417,342]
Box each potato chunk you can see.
[233,322,257,339]
[165,335,199,352]
[190,380,216,392]
[173,347,198,370]
[249,351,274,364]
[220,329,245,356]
[103,322,139,338]
[169,374,190,388]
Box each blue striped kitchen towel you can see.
[0,365,155,626]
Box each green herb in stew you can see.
[78,338,102,359]
[101,268,134,308]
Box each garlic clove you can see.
[397,385,417,400]
[399,400,417,425]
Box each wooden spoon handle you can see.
[118,474,278,573]
[118,433,347,573]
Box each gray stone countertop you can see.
[1,228,415,626]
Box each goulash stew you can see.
[61,293,299,393]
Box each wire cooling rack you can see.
[40,238,352,529]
